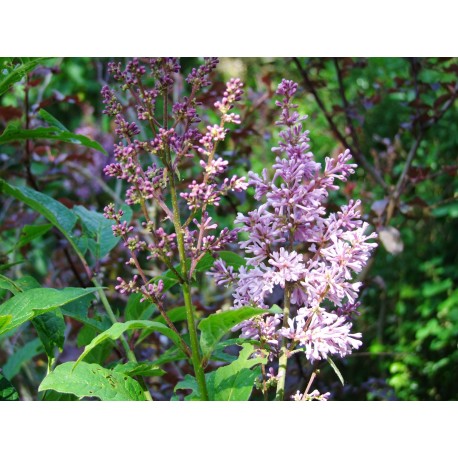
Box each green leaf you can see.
[13,223,53,251]
[152,306,188,325]
[0,58,48,96]
[32,309,66,358]
[41,390,78,401]
[174,343,266,401]
[153,270,180,292]
[75,320,186,367]
[0,287,99,335]
[152,345,187,367]
[73,205,132,260]
[219,251,246,270]
[0,275,41,295]
[210,338,261,363]
[173,374,202,401]
[0,274,66,358]
[125,293,155,321]
[0,373,19,401]
[38,362,146,401]
[2,338,43,380]
[62,296,109,332]
[195,253,216,272]
[0,315,12,331]
[327,356,345,386]
[113,362,165,378]
[76,325,113,365]
[37,109,69,131]
[198,307,270,360]
[0,274,22,294]
[137,306,190,343]
[0,121,107,155]
[0,180,77,237]
[211,343,266,401]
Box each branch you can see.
[293,57,389,192]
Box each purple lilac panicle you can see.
[209,79,377,368]
[102,58,246,303]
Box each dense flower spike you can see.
[209,79,377,397]
[102,58,246,324]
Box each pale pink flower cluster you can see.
[209,79,377,367]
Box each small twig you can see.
[302,369,319,401]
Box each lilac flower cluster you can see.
[101,58,247,303]
[209,80,377,372]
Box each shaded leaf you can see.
[62,296,110,332]
[37,109,69,131]
[2,338,43,380]
[13,223,53,251]
[0,180,77,237]
[42,390,78,401]
[32,309,66,358]
[0,373,19,401]
[125,293,155,321]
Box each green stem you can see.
[161,83,208,400]
[275,283,292,401]
[169,169,209,401]
[92,278,154,401]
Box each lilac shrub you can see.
[209,79,377,400]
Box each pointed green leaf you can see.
[73,205,132,260]
[39,362,146,401]
[13,223,53,251]
[0,58,48,96]
[327,356,345,386]
[0,287,99,335]
[37,109,69,131]
[198,306,271,360]
[0,180,77,237]
[2,338,43,380]
[75,320,185,367]
[0,275,41,295]
[0,121,107,155]
[113,362,165,378]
